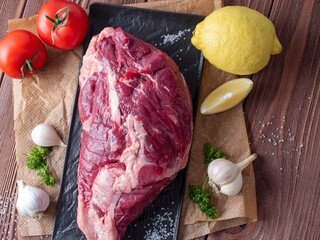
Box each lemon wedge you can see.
[200,78,253,114]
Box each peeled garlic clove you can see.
[16,180,50,218]
[31,123,66,147]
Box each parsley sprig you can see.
[23,146,55,186]
[203,143,227,167]
[189,176,217,219]
[189,143,227,219]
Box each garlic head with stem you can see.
[207,153,257,196]
[31,123,66,147]
[16,180,50,218]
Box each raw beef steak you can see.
[77,27,193,240]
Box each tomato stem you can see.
[20,49,40,82]
[45,5,74,45]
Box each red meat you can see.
[77,27,192,240]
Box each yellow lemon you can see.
[200,78,253,114]
[192,6,282,75]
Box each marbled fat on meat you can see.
[77,27,193,240]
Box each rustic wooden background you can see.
[0,0,319,239]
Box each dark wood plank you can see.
[0,1,27,239]
[0,79,18,240]
[208,0,320,239]
[0,0,26,89]
[0,0,26,40]
[224,0,273,16]
[0,0,50,239]
[209,0,320,239]
[245,0,320,239]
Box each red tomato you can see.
[36,0,89,50]
[0,30,47,80]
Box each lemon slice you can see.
[200,78,253,114]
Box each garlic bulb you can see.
[31,123,66,147]
[16,180,50,218]
[207,153,257,196]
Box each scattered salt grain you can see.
[144,209,175,240]
[161,29,191,45]
[280,168,283,171]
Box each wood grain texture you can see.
[223,0,273,16]
[246,0,320,239]
[0,1,26,239]
[1,0,320,239]
[0,78,18,239]
[209,0,320,239]
[0,0,26,96]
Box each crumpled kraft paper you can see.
[9,0,257,238]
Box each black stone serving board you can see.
[52,3,204,240]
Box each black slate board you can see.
[52,3,204,240]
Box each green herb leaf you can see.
[42,175,55,186]
[189,183,217,219]
[203,143,227,166]
[23,146,55,186]
[188,144,226,219]
[39,146,52,157]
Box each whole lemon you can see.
[191,6,282,75]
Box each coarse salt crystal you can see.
[161,29,191,45]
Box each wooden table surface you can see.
[0,0,319,239]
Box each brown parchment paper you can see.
[9,0,257,238]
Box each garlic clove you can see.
[31,123,66,147]
[207,154,257,196]
[207,158,239,185]
[219,171,243,196]
[16,180,50,218]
